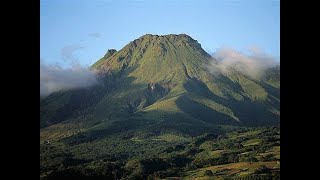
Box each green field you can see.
[183,161,279,180]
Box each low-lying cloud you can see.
[208,47,279,79]
[88,32,102,38]
[61,44,85,65]
[40,62,98,97]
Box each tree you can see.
[247,155,258,162]
[254,165,269,174]
[227,153,239,163]
[261,154,276,162]
[204,170,214,176]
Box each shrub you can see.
[247,155,258,162]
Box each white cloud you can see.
[40,62,98,97]
[209,47,279,79]
[60,44,85,65]
[88,32,102,38]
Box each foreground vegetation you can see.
[40,126,280,179]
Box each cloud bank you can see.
[40,43,99,97]
[40,63,98,97]
[208,47,279,79]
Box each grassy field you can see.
[183,161,279,180]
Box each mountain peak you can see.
[140,33,192,38]
[103,49,117,59]
[126,33,208,58]
[92,33,212,74]
[136,33,198,43]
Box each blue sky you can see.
[40,0,280,67]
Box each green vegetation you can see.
[40,127,280,179]
[40,34,280,179]
[41,34,279,129]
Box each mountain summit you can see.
[92,34,211,81]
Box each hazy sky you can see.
[40,0,280,68]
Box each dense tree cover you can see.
[40,127,280,179]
